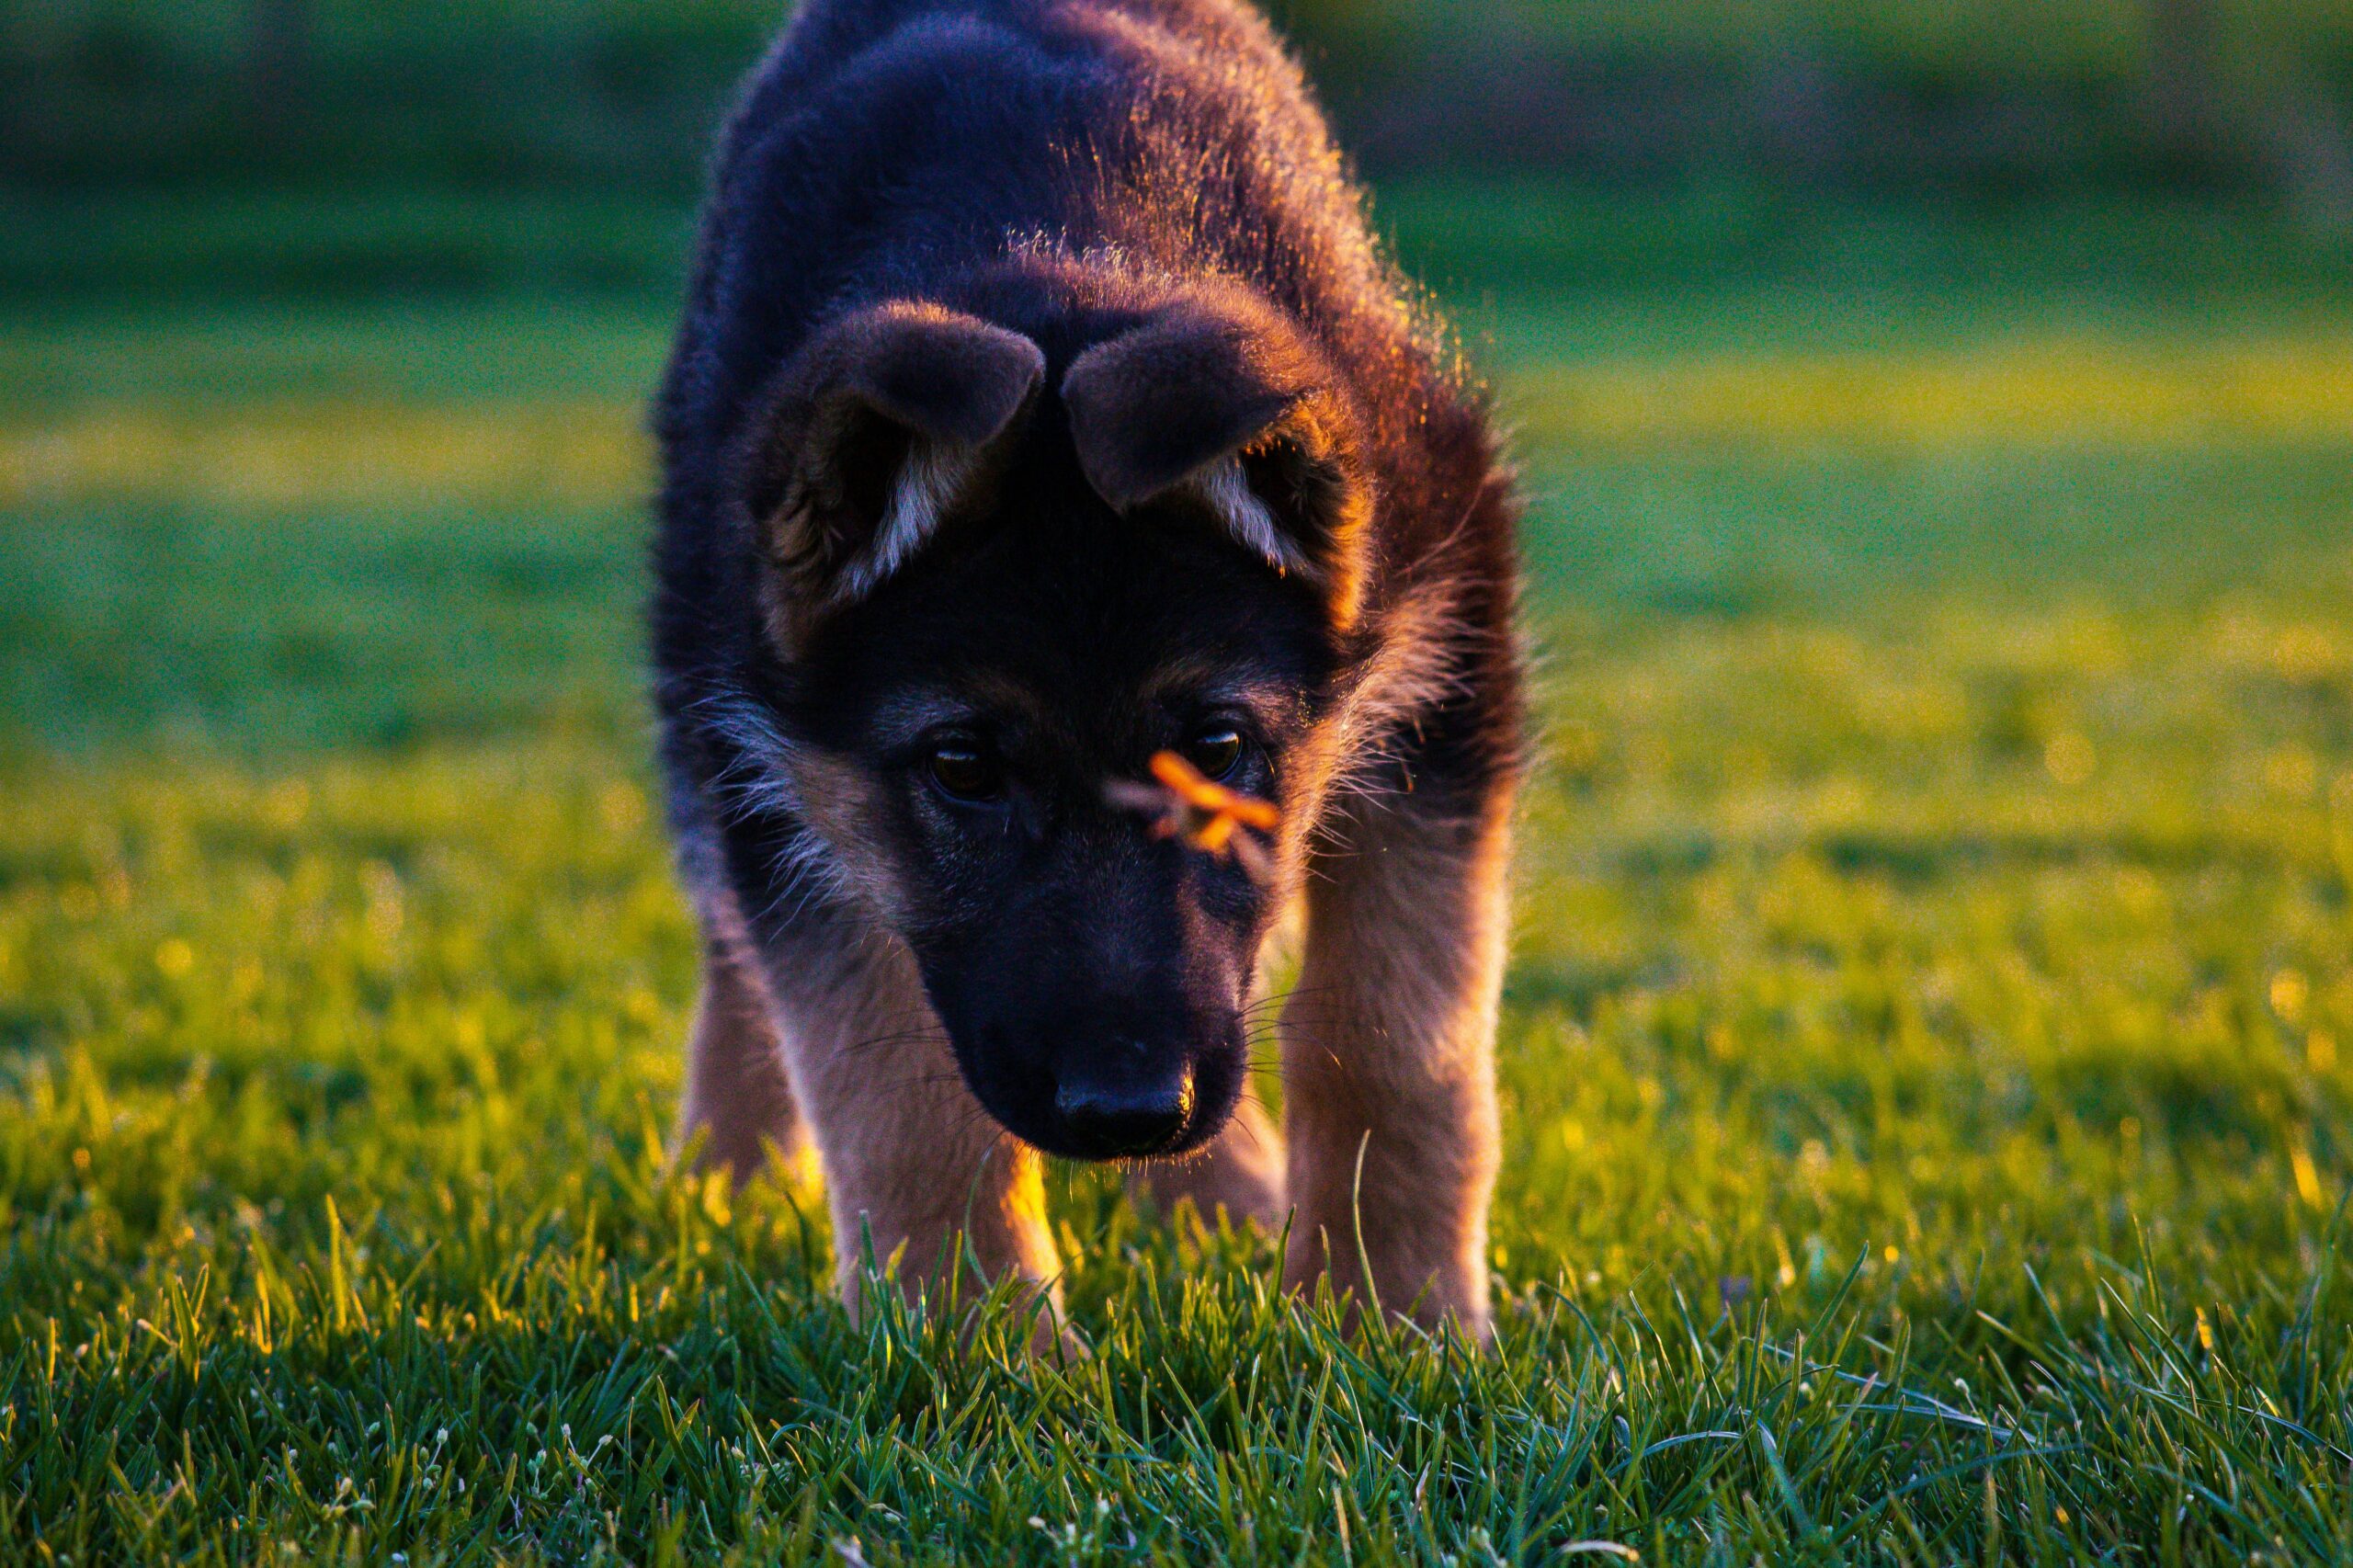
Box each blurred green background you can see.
[8,0,2353,196]
[7,0,2353,298]
[7,3,2353,1561]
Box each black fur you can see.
[654,0,1521,1162]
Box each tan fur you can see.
[677,881,1063,1327]
[688,907,1064,1339]
[842,437,979,600]
[680,781,1506,1343]
[1179,456,1312,579]
[785,751,915,925]
[1125,1094,1285,1227]
[676,937,806,1183]
[680,597,1506,1345]
[1278,790,1511,1336]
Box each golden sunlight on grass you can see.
[0,401,646,509]
[8,334,2353,507]
[1508,335,2353,451]
[6,268,2353,1559]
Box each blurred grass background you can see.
[6,0,2353,198]
[8,0,2353,298]
[6,2,2353,1562]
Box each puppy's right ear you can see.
[746,301,1045,636]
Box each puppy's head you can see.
[738,287,1370,1161]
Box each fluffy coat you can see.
[654,0,1522,1335]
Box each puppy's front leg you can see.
[762,926,1063,1331]
[677,934,806,1184]
[1280,790,1510,1336]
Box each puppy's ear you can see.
[749,301,1045,630]
[1062,290,1371,624]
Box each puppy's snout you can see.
[1053,1063,1195,1157]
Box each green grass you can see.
[6,202,2353,1562]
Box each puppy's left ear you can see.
[1062,289,1372,626]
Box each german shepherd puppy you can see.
[654,0,1522,1336]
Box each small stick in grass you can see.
[1107,751,1280,881]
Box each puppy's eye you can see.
[926,743,1002,803]
[1184,726,1246,781]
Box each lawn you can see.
[4,197,2353,1563]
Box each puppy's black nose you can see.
[1054,1070,1193,1157]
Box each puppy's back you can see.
[662,0,1415,482]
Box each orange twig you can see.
[1107,750,1282,880]
[1148,751,1281,832]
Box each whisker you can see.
[829,1027,949,1062]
